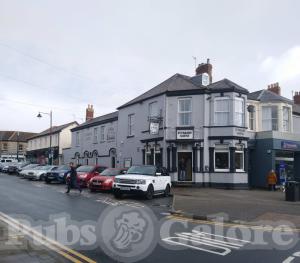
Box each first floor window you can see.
[283,107,290,132]
[100,126,105,141]
[18,144,23,151]
[235,145,244,172]
[214,97,230,126]
[93,127,98,143]
[107,127,115,140]
[128,114,135,136]
[178,98,192,126]
[262,106,278,131]
[76,132,80,146]
[2,143,8,151]
[249,110,255,130]
[214,145,229,171]
[235,97,245,126]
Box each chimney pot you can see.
[195,58,213,84]
[86,104,94,121]
[267,82,281,95]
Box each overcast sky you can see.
[0,0,300,132]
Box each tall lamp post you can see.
[37,110,53,165]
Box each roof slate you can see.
[118,74,248,109]
[71,111,118,132]
[0,131,37,142]
[28,121,78,140]
[248,89,292,103]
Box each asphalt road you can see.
[0,173,300,263]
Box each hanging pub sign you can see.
[150,122,159,135]
[176,129,194,140]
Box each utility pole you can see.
[16,131,19,162]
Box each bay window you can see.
[283,107,290,132]
[262,106,278,131]
[214,144,229,171]
[235,98,245,126]
[214,97,230,126]
[235,145,244,172]
[178,98,192,126]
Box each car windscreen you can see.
[76,166,94,173]
[101,169,123,176]
[126,166,156,176]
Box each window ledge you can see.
[127,135,135,138]
[214,169,230,172]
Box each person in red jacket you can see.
[267,169,277,191]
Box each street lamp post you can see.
[37,110,53,165]
[16,131,19,162]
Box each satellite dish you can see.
[247,105,255,112]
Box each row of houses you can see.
[2,59,300,188]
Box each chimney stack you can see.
[267,82,281,96]
[86,104,94,121]
[294,91,300,105]
[195,58,212,84]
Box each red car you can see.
[88,168,127,192]
[67,165,107,187]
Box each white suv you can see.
[113,165,171,200]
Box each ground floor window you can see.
[145,145,161,166]
[215,145,229,172]
[234,145,244,172]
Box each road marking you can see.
[163,230,249,256]
[166,215,300,233]
[95,197,145,208]
[283,251,300,263]
[0,211,97,263]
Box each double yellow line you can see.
[0,211,97,263]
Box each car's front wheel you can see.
[39,174,44,181]
[145,185,154,200]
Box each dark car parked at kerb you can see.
[45,165,71,184]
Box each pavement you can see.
[171,187,300,227]
[0,219,68,263]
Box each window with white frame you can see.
[262,106,278,131]
[214,97,230,126]
[214,144,229,171]
[76,132,80,146]
[249,109,255,130]
[235,97,245,126]
[178,98,192,126]
[149,102,158,117]
[235,144,244,172]
[283,106,291,132]
[128,114,135,136]
[100,126,105,141]
[107,127,115,140]
[93,127,98,143]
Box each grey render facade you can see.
[64,64,250,189]
[63,112,118,168]
[116,74,249,188]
